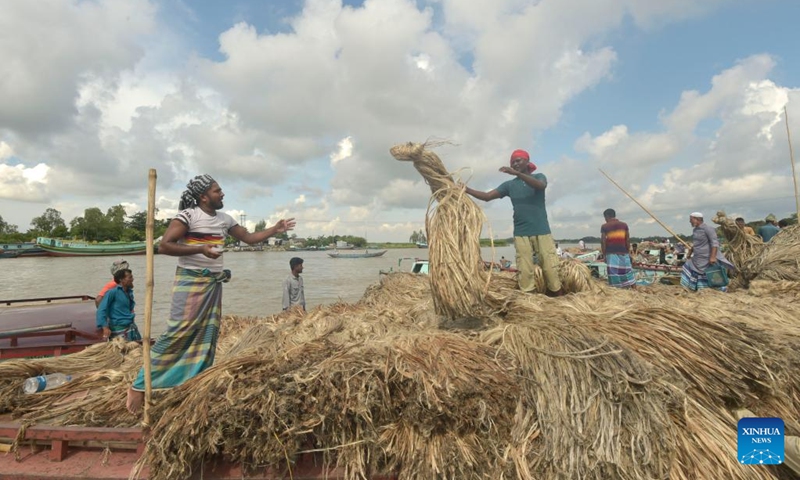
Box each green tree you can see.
[70,207,106,241]
[0,214,18,235]
[105,205,127,240]
[30,208,67,237]
[254,220,266,232]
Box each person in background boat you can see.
[95,268,141,341]
[555,243,563,257]
[758,214,780,242]
[681,212,734,292]
[778,218,789,229]
[95,259,129,307]
[126,174,296,414]
[464,149,564,296]
[500,256,512,269]
[282,257,306,312]
[578,239,585,251]
[735,217,756,236]
[600,209,636,288]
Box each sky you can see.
[1,0,800,242]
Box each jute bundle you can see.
[740,224,800,283]
[0,339,138,414]
[390,142,489,319]
[133,332,525,480]
[713,210,765,268]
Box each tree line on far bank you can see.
[4,207,794,247]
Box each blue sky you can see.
[1,0,799,241]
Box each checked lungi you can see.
[132,267,229,391]
[605,253,636,288]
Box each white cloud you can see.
[330,137,353,166]
[0,163,50,202]
[0,141,14,160]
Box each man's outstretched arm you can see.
[465,187,502,202]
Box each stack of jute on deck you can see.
[2,143,799,479]
[715,210,800,293]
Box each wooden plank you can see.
[0,423,143,443]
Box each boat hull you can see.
[36,244,147,257]
[328,250,387,258]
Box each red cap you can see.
[510,149,536,173]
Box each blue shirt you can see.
[758,223,780,242]
[495,174,551,237]
[96,285,135,329]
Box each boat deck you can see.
[0,417,398,479]
[0,296,103,359]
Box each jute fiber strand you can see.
[390,141,490,319]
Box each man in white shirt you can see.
[283,257,306,312]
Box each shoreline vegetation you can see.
[2,206,796,248]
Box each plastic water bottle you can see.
[22,373,72,394]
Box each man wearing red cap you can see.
[465,149,564,296]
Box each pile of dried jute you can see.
[739,224,800,285]
[713,211,765,287]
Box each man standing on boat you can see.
[735,217,756,237]
[96,268,141,341]
[464,149,564,296]
[127,174,296,414]
[681,212,734,292]
[282,257,306,312]
[600,209,636,288]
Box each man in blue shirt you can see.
[465,149,564,296]
[96,268,141,341]
[758,214,780,242]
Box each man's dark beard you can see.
[212,200,224,210]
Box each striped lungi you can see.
[680,263,727,292]
[606,253,636,288]
[132,267,229,391]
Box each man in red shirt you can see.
[600,209,635,288]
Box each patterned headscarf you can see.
[110,259,129,276]
[179,174,216,210]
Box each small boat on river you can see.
[36,237,147,257]
[328,249,387,259]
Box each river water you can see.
[1,245,525,334]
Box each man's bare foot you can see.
[126,387,144,414]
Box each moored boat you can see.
[328,249,387,258]
[0,242,47,258]
[36,237,147,257]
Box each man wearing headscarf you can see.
[681,212,734,291]
[464,149,564,296]
[95,258,129,307]
[127,174,296,413]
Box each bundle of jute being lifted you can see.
[712,211,765,279]
[390,141,490,319]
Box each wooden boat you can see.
[588,260,682,286]
[36,237,147,257]
[0,295,104,359]
[328,249,387,258]
[0,242,47,258]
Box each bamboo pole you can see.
[143,169,157,426]
[785,106,800,218]
[599,169,691,249]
